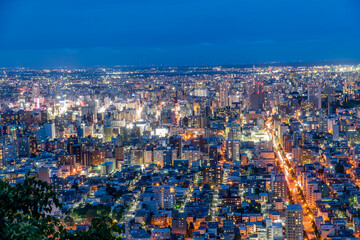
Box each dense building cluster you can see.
[1,64,360,239]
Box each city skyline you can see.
[2,1,360,239]
[1,62,360,239]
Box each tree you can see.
[0,177,121,240]
[106,185,123,201]
[250,202,261,213]
[72,203,111,222]
[234,232,242,240]
[175,201,182,209]
[189,222,194,230]
[64,216,75,226]
[205,215,212,222]
[112,205,126,221]
[181,180,190,188]
[0,177,63,240]
[72,181,79,194]
[61,217,121,240]
[106,185,117,197]
[186,222,195,238]
[335,162,345,174]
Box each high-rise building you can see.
[219,83,229,108]
[115,146,124,168]
[273,179,288,203]
[154,185,175,210]
[202,165,223,185]
[131,148,144,166]
[18,136,30,157]
[33,84,40,109]
[153,147,166,167]
[333,123,339,141]
[171,212,188,235]
[170,135,182,158]
[38,168,50,183]
[307,85,322,109]
[0,148,3,167]
[285,204,303,240]
[29,134,38,154]
[249,92,265,111]
[323,86,335,103]
[143,146,153,167]
[182,146,200,166]
[44,122,55,140]
[68,143,83,165]
[318,114,328,133]
[227,123,241,141]
[226,140,241,162]
[77,123,86,138]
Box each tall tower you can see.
[33,83,40,109]
[307,85,321,109]
[285,204,303,240]
[219,82,229,108]
[44,122,55,140]
[333,122,339,141]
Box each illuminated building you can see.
[103,126,113,142]
[115,146,124,167]
[128,229,150,240]
[154,185,175,210]
[221,196,242,210]
[332,123,339,141]
[285,204,303,240]
[0,110,31,126]
[307,85,322,109]
[226,140,241,162]
[18,136,30,157]
[153,147,166,167]
[151,228,170,240]
[143,147,153,166]
[0,148,3,166]
[202,165,222,185]
[131,148,144,165]
[219,82,229,108]
[77,123,85,138]
[273,179,288,203]
[68,143,83,165]
[44,122,55,140]
[182,146,200,166]
[58,154,76,166]
[249,91,265,111]
[193,88,209,97]
[38,168,50,183]
[89,150,105,166]
[172,213,188,235]
[169,135,182,158]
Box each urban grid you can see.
[1,64,360,240]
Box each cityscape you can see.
[1,64,360,239]
[1,0,360,240]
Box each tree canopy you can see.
[0,178,121,240]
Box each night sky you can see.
[1,0,360,67]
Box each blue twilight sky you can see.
[0,0,360,67]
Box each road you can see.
[118,174,143,224]
[266,118,318,240]
[180,172,200,213]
